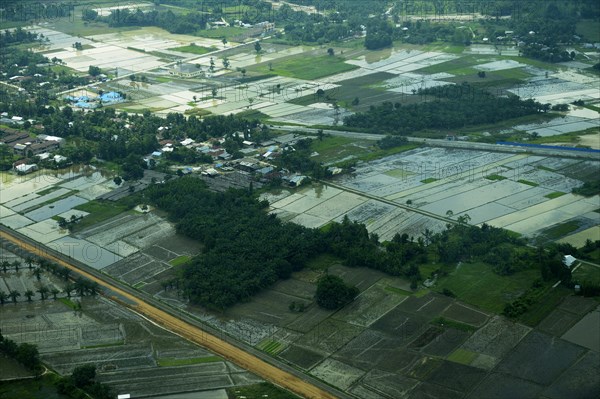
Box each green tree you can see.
[51,288,60,300]
[88,65,101,76]
[37,285,49,300]
[315,275,359,310]
[24,289,35,302]
[327,47,334,56]
[16,343,41,372]
[0,291,8,305]
[71,364,96,388]
[254,41,262,53]
[9,290,20,304]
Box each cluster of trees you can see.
[0,331,42,374]
[0,27,41,47]
[377,135,408,150]
[572,180,600,197]
[364,18,393,50]
[146,178,323,309]
[276,138,330,178]
[315,275,359,310]
[56,364,113,399]
[344,83,545,134]
[86,8,208,35]
[145,179,429,309]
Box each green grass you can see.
[306,253,342,271]
[435,262,540,313]
[157,356,221,367]
[545,191,566,199]
[421,178,438,184]
[529,127,599,145]
[517,286,571,327]
[36,186,62,196]
[573,263,600,286]
[154,76,172,83]
[227,382,300,399]
[577,19,600,42]
[447,348,477,365]
[195,26,247,39]
[518,179,539,187]
[431,317,478,332]
[257,339,283,355]
[169,255,192,267]
[540,220,581,240]
[0,373,70,399]
[485,174,506,181]
[252,55,359,80]
[169,44,217,55]
[72,200,130,232]
[58,297,78,310]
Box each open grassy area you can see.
[545,191,566,199]
[529,127,599,145]
[157,356,221,367]
[485,174,507,181]
[517,286,571,327]
[72,200,130,232]
[573,262,600,285]
[305,253,342,271]
[434,262,540,313]
[58,297,79,310]
[0,373,69,399]
[195,26,247,39]
[252,55,359,80]
[540,220,581,240]
[169,255,191,267]
[447,348,478,365]
[577,19,600,42]
[257,339,284,355]
[518,179,539,187]
[169,44,217,55]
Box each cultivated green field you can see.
[433,262,540,313]
[252,55,359,80]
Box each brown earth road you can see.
[0,230,340,399]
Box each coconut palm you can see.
[1,261,9,273]
[37,285,49,301]
[0,291,8,305]
[24,289,35,302]
[9,290,21,304]
[12,260,20,272]
[33,268,42,281]
[25,256,34,270]
[50,288,60,300]
[64,282,75,298]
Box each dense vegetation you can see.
[572,180,600,197]
[0,330,42,374]
[344,83,546,134]
[315,275,359,309]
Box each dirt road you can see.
[0,229,341,399]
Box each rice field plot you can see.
[226,288,310,327]
[278,345,325,370]
[467,373,544,399]
[120,261,169,285]
[24,195,88,222]
[331,329,400,371]
[332,281,407,327]
[496,331,586,386]
[358,369,420,399]
[459,316,531,368]
[294,319,364,355]
[537,308,582,337]
[425,360,487,394]
[309,358,366,390]
[103,252,153,277]
[542,351,600,399]
[371,307,430,345]
[422,328,472,358]
[441,303,490,326]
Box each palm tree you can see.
[75,278,87,297]
[0,291,8,305]
[61,268,71,281]
[12,260,20,272]
[37,285,49,301]
[9,290,21,304]
[25,256,34,270]
[64,282,75,298]
[1,261,9,273]
[50,288,60,300]
[24,289,35,302]
[88,282,100,297]
[33,268,42,281]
